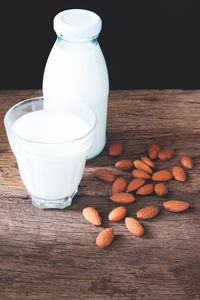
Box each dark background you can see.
[1,0,200,90]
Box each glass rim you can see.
[4,96,97,145]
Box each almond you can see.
[181,156,193,169]
[110,192,135,204]
[155,183,168,196]
[152,170,173,181]
[94,169,116,182]
[112,177,127,194]
[115,160,133,170]
[132,169,151,180]
[163,200,190,212]
[125,217,144,237]
[137,206,160,219]
[172,166,186,182]
[148,144,160,160]
[126,178,145,192]
[82,207,102,225]
[109,141,123,157]
[96,228,114,248]
[140,156,155,168]
[158,148,174,161]
[136,184,154,195]
[108,206,127,222]
[133,160,152,174]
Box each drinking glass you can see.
[4,97,96,209]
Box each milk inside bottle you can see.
[43,9,109,159]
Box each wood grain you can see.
[0,90,200,300]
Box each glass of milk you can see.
[4,97,96,209]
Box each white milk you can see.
[10,109,91,201]
[42,9,109,159]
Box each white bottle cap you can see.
[53,9,102,41]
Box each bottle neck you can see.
[57,34,99,44]
[56,35,99,51]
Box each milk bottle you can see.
[43,9,109,159]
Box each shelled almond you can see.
[110,193,135,204]
[132,169,151,180]
[133,160,152,174]
[136,184,154,196]
[163,200,190,212]
[137,206,160,219]
[109,141,123,157]
[112,177,127,194]
[94,169,116,182]
[140,156,155,168]
[108,206,127,222]
[82,207,102,225]
[96,228,114,248]
[126,178,145,192]
[155,183,168,197]
[158,148,174,161]
[125,217,144,237]
[172,166,186,182]
[115,160,133,170]
[152,170,173,181]
[181,156,193,169]
[148,144,160,160]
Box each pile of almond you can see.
[82,142,193,249]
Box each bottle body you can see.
[43,37,109,159]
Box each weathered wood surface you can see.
[0,90,200,300]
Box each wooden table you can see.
[0,90,200,300]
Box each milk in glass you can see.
[11,110,90,200]
[4,97,96,209]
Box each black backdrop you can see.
[1,0,200,89]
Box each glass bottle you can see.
[43,9,109,159]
